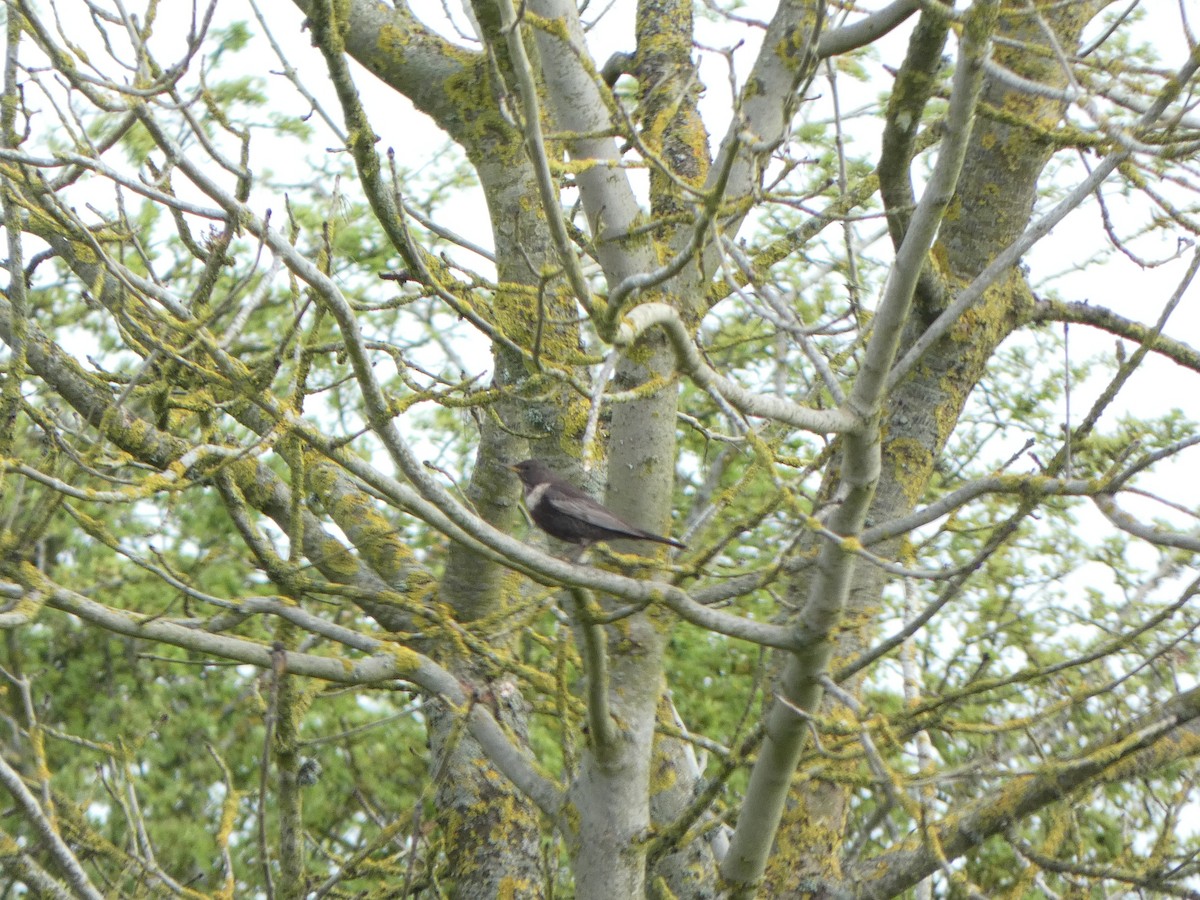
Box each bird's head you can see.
[506,458,555,488]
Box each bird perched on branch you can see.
[507,459,686,549]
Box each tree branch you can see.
[888,39,1200,390]
[844,683,1200,898]
[26,573,567,821]
[614,302,860,434]
[1030,299,1200,373]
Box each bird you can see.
[507,459,686,549]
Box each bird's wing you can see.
[544,494,643,535]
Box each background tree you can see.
[1,0,1199,898]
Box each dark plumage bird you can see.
[508,459,686,549]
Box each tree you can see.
[1,0,1199,896]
